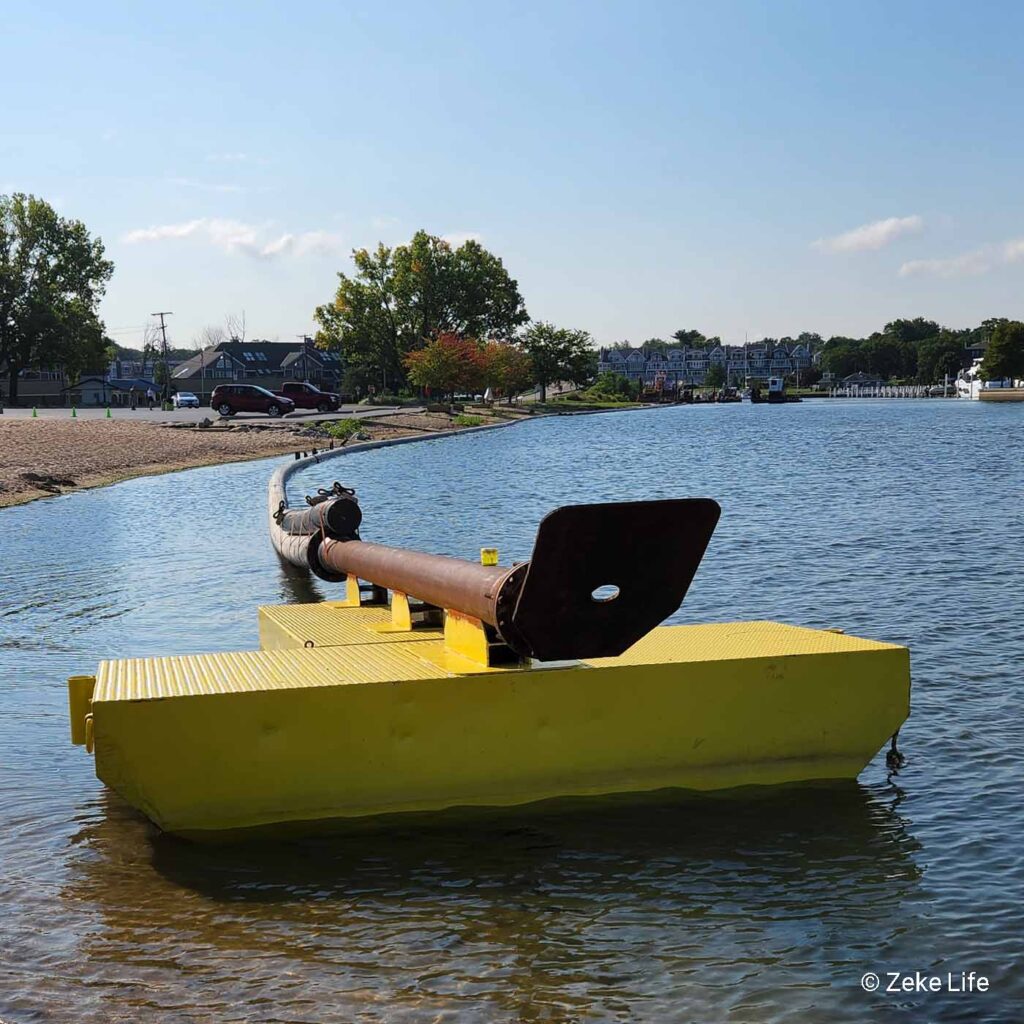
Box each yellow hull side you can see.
[87,620,910,837]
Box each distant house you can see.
[171,340,342,401]
[61,376,115,406]
[58,375,159,407]
[596,339,821,387]
[171,348,246,399]
[964,337,988,362]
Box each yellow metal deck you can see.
[76,610,911,838]
[257,602,443,650]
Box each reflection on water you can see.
[2,400,1023,1021]
[58,786,918,1023]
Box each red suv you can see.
[210,384,296,418]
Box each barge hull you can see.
[84,618,910,839]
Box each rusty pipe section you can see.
[315,538,520,628]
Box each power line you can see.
[151,311,173,401]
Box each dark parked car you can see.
[210,384,296,418]
[274,380,341,412]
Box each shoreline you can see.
[0,404,641,510]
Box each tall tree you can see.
[917,331,968,382]
[640,337,669,356]
[0,193,113,403]
[672,328,707,348]
[705,363,726,388]
[981,320,1024,381]
[883,317,940,345]
[315,231,528,391]
[520,322,596,402]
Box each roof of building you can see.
[60,376,151,391]
[172,347,242,379]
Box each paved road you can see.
[0,404,413,424]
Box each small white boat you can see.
[956,358,1015,400]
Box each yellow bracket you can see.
[444,610,491,665]
[325,575,363,608]
[390,591,412,630]
[68,675,96,747]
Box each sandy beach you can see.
[0,410,522,508]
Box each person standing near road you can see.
[129,387,137,411]
[146,387,156,410]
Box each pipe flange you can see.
[493,562,532,657]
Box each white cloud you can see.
[898,236,1024,278]
[898,250,991,278]
[442,231,483,247]
[122,218,342,260]
[1003,238,1024,263]
[813,215,924,254]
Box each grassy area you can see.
[453,414,485,427]
[319,418,363,441]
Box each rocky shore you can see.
[0,410,524,508]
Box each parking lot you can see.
[0,403,409,424]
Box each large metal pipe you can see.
[315,538,521,628]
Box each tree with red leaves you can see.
[479,341,533,403]
[404,333,485,399]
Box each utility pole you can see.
[152,311,173,403]
[296,334,313,381]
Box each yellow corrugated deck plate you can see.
[95,641,446,701]
[584,620,900,666]
[88,619,911,837]
[258,602,442,650]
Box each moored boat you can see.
[956,358,1020,400]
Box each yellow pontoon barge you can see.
[67,463,910,840]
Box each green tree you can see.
[883,317,940,346]
[821,337,865,378]
[520,322,596,402]
[0,193,113,403]
[314,231,528,392]
[640,337,669,356]
[917,332,968,382]
[862,335,914,380]
[981,320,1024,381]
[672,328,707,348]
[705,363,726,388]
[587,372,638,401]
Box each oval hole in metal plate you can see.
[591,584,620,603]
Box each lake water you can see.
[1,400,1022,1023]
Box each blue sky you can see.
[3,0,1023,349]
